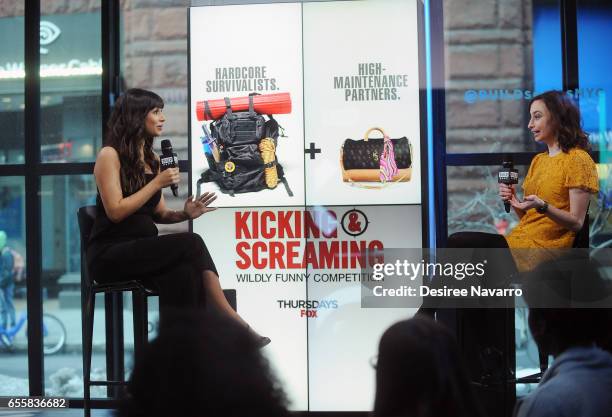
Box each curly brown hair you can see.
[105,88,163,195]
[529,90,590,153]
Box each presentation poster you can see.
[188,0,424,411]
[305,205,422,411]
[192,205,422,410]
[190,3,305,207]
[303,0,422,206]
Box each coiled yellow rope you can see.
[259,138,278,188]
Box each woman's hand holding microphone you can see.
[155,167,180,190]
[499,183,523,212]
[498,183,517,204]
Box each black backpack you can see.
[197,95,292,197]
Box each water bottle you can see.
[201,124,220,162]
[201,133,216,170]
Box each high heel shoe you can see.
[248,326,271,348]
[257,336,271,348]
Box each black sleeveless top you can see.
[88,173,161,264]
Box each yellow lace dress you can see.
[505,148,599,271]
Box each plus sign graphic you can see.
[305,142,321,159]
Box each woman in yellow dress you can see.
[500,91,599,270]
[441,91,600,397]
[449,90,599,272]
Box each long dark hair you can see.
[529,90,590,152]
[105,88,163,195]
[373,317,484,417]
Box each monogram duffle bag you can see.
[340,127,412,183]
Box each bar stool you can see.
[78,206,238,416]
[78,206,158,417]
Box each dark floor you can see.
[0,410,113,417]
[0,411,370,417]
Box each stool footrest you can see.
[515,373,543,384]
[88,380,128,386]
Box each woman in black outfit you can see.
[87,88,269,346]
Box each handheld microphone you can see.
[498,155,519,213]
[160,139,179,197]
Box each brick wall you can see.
[121,0,190,233]
[444,0,533,154]
[444,0,535,234]
[0,0,23,16]
[0,0,102,16]
[122,0,190,158]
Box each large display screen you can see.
[189,0,424,410]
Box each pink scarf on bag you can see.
[379,135,398,182]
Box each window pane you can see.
[40,175,101,397]
[0,176,28,395]
[577,1,612,152]
[0,3,24,164]
[577,1,612,247]
[40,2,102,163]
[591,162,612,248]
[444,0,562,153]
[515,306,542,397]
[39,172,176,396]
[448,162,608,398]
[447,164,542,400]
[447,165,530,236]
[533,0,562,92]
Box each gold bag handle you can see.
[363,127,387,141]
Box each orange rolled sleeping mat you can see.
[196,93,292,121]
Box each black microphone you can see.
[160,139,179,197]
[498,155,519,213]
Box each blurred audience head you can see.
[523,256,612,356]
[373,316,484,417]
[118,310,288,417]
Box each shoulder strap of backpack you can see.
[268,116,287,138]
[280,177,293,197]
[224,97,233,117]
[204,100,214,120]
[248,94,255,116]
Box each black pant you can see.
[89,232,217,316]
